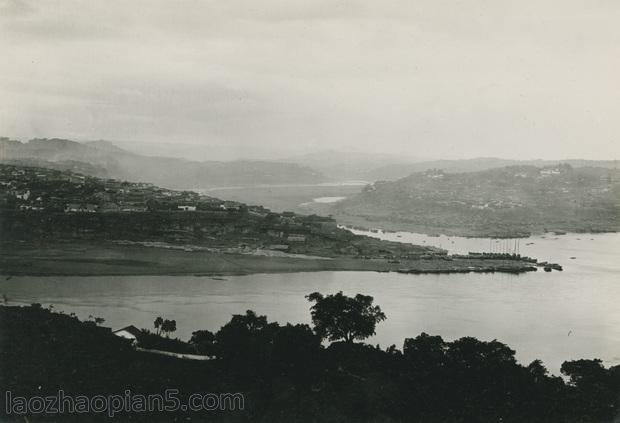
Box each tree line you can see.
[1,292,619,422]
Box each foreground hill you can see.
[1,303,618,422]
[0,137,327,189]
[334,165,620,237]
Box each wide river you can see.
[2,231,619,375]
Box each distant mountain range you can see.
[2,137,617,193]
[281,149,421,181]
[0,138,327,189]
[333,165,620,237]
[283,151,618,182]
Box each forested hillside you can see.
[334,165,620,237]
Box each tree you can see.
[306,291,386,343]
[561,359,617,420]
[446,337,516,368]
[154,317,176,337]
[154,316,164,335]
[215,310,279,364]
[527,359,548,382]
[87,315,105,326]
[189,330,216,356]
[403,333,446,366]
[161,319,177,337]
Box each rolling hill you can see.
[282,149,421,181]
[333,165,620,237]
[0,137,327,189]
[364,157,620,182]
[282,150,619,182]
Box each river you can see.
[1,231,619,375]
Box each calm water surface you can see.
[2,232,619,375]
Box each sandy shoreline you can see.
[0,241,541,277]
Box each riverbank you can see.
[335,214,618,239]
[0,241,540,276]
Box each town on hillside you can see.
[0,163,435,260]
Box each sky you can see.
[1,0,619,161]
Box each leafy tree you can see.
[306,291,386,343]
[86,314,105,326]
[562,359,607,386]
[445,337,516,368]
[561,359,618,420]
[154,316,164,335]
[189,330,216,356]
[527,359,549,381]
[403,332,446,367]
[215,310,279,364]
[161,319,177,337]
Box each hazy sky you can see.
[1,0,619,161]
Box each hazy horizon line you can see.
[2,135,618,164]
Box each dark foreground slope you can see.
[1,304,619,422]
[334,165,620,237]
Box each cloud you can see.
[0,0,34,17]
[1,0,619,160]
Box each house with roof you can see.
[16,190,31,200]
[64,203,81,213]
[287,234,307,242]
[177,205,196,211]
[64,203,98,213]
[112,325,142,344]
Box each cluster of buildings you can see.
[0,164,250,215]
[0,163,343,253]
[2,163,433,260]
